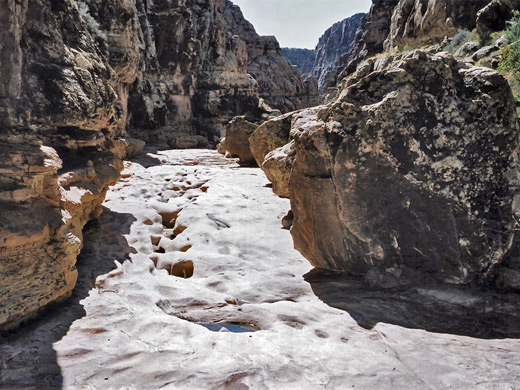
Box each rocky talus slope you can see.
[253,49,520,288]
[0,0,310,332]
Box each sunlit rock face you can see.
[325,0,496,92]
[384,0,493,51]
[302,13,365,93]
[221,1,322,112]
[0,0,309,331]
[0,0,124,332]
[284,50,520,286]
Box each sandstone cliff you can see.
[221,2,321,112]
[0,0,310,332]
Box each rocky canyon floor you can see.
[2,148,520,390]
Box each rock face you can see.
[476,0,520,34]
[384,0,493,51]
[0,0,127,332]
[325,0,498,91]
[223,116,258,165]
[0,0,310,332]
[222,3,321,111]
[270,50,520,286]
[303,13,365,92]
[281,48,315,72]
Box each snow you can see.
[2,148,520,389]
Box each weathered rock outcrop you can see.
[303,13,365,92]
[325,0,499,92]
[0,0,310,332]
[476,0,520,34]
[221,2,321,112]
[0,0,129,332]
[262,50,520,287]
[384,0,493,51]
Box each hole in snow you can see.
[159,211,179,228]
[180,245,192,252]
[166,260,194,278]
[150,236,161,246]
[154,246,166,254]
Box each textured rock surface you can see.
[249,111,295,167]
[284,50,520,286]
[223,116,258,165]
[0,0,127,331]
[325,0,498,92]
[0,0,308,331]
[222,3,321,112]
[476,0,520,34]
[303,13,365,92]
[384,0,493,51]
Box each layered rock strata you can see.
[222,2,321,111]
[259,50,520,287]
[0,0,309,331]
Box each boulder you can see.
[476,0,520,34]
[249,112,295,166]
[287,50,520,286]
[167,134,209,149]
[262,141,296,198]
[454,41,481,58]
[472,45,499,61]
[223,116,259,165]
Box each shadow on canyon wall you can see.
[304,268,520,339]
[0,208,137,389]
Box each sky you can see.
[230,0,373,49]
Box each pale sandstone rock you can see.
[223,116,258,165]
[262,141,296,198]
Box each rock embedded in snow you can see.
[284,50,520,286]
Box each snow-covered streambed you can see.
[2,149,520,389]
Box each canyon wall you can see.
[281,48,315,73]
[325,0,499,91]
[0,0,310,332]
[303,13,365,92]
[222,2,320,112]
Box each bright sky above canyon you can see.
[231,0,373,49]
